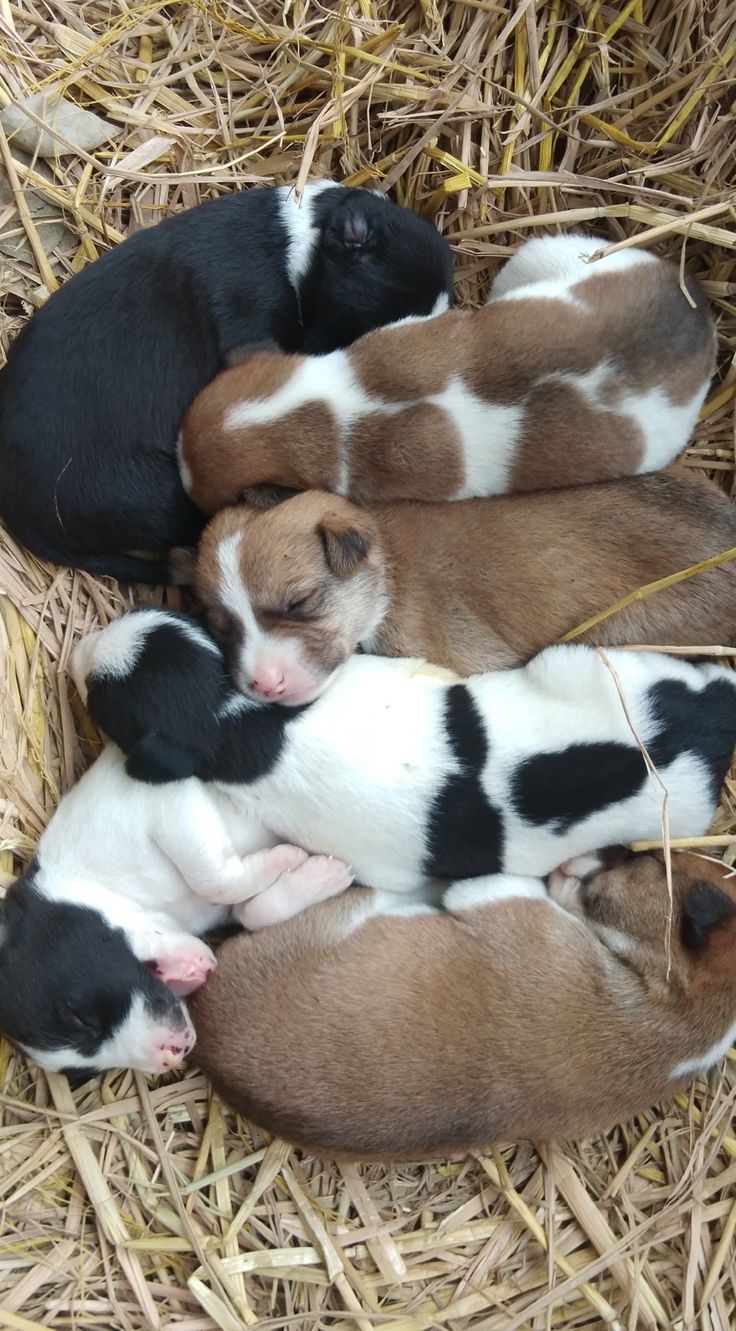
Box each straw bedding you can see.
[1,1,736,1327]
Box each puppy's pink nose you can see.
[250,667,286,698]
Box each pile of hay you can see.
[1,1,735,1326]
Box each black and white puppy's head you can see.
[0,864,195,1078]
[297,186,454,353]
[70,608,231,784]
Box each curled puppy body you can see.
[194,467,736,702]
[179,233,716,513]
[75,609,736,894]
[0,182,452,583]
[190,850,736,1159]
[0,665,353,1076]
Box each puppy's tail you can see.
[6,530,174,585]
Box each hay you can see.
[1,0,736,1325]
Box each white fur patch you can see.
[428,376,524,498]
[443,874,548,912]
[671,1018,736,1079]
[488,233,655,302]
[279,180,342,290]
[176,431,192,493]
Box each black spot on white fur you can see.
[424,686,504,878]
[512,742,648,832]
[647,678,736,801]
[513,677,736,831]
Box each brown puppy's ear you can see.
[242,484,303,512]
[681,879,736,951]
[319,516,373,578]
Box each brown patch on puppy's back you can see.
[509,380,645,492]
[347,404,464,502]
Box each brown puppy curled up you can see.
[191,851,736,1160]
[178,233,716,513]
[192,466,736,703]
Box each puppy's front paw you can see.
[153,938,217,996]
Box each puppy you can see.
[179,233,716,513]
[190,849,736,1158]
[193,468,736,700]
[0,620,353,1075]
[74,609,736,893]
[0,182,452,582]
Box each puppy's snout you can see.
[250,667,286,699]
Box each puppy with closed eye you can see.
[190,467,736,703]
[73,608,736,895]
[191,848,736,1158]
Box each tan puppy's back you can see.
[192,855,736,1159]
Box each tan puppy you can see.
[178,235,715,513]
[191,850,736,1159]
[193,467,736,701]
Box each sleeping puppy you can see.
[178,233,716,512]
[190,849,736,1158]
[192,468,736,700]
[73,609,736,893]
[0,733,352,1077]
[0,182,452,583]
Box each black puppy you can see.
[0,182,453,582]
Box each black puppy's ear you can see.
[125,732,199,784]
[242,483,303,512]
[319,518,372,578]
[681,879,736,951]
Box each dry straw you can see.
[1,0,736,1327]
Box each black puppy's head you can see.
[297,186,454,352]
[0,867,195,1076]
[70,608,231,784]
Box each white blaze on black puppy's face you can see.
[195,495,388,706]
[0,869,196,1077]
[291,185,454,353]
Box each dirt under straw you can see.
[1,2,736,1328]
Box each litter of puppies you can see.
[1,181,735,1163]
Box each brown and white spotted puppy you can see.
[179,233,716,514]
[193,467,736,703]
[191,850,736,1159]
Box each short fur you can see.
[190,850,736,1158]
[0,615,355,1074]
[0,182,452,582]
[75,609,736,894]
[179,234,716,512]
[193,467,736,701]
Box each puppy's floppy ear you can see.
[319,515,372,578]
[681,879,736,951]
[125,732,199,784]
[242,483,303,512]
